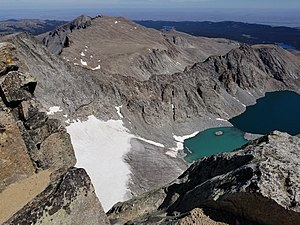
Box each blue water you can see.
[230,91,300,135]
[184,91,300,162]
[184,127,248,163]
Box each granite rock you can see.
[0,42,109,224]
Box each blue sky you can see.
[2,0,300,9]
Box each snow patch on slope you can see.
[91,65,101,70]
[233,96,246,107]
[137,137,165,148]
[80,59,87,66]
[66,116,133,212]
[46,106,62,115]
[216,118,228,121]
[166,131,199,158]
[115,105,124,118]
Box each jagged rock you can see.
[123,208,233,225]
[27,118,62,146]
[0,42,109,224]
[0,111,35,192]
[0,70,36,106]
[163,131,300,225]
[108,189,167,224]
[0,42,18,76]
[201,44,300,95]
[3,168,110,225]
[162,208,229,225]
[38,130,76,172]
[38,15,92,55]
[23,111,47,130]
[108,131,300,225]
[18,99,39,121]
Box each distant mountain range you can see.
[0,19,66,36]
[1,18,300,52]
[136,20,300,51]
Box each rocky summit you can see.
[108,131,300,225]
[0,42,109,224]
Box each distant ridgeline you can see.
[136,20,300,51]
[0,19,66,36]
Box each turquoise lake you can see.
[184,127,248,163]
[184,91,300,162]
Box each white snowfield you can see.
[66,115,134,211]
[216,118,228,121]
[166,131,199,158]
[66,106,198,211]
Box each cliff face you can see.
[108,131,300,225]
[0,42,109,224]
[37,15,92,55]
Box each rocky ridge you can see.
[40,15,240,80]
[1,28,300,197]
[38,15,92,55]
[0,42,109,224]
[108,131,300,225]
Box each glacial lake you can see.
[184,127,248,163]
[184,91,300,162]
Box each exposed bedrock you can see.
[0,42,109,225]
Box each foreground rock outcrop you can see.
[0,42,109,224]
[108,131,300,225]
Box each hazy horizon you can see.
[1,8,300,28]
